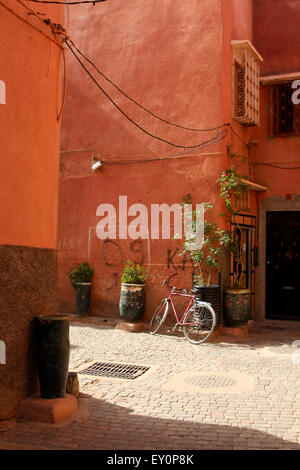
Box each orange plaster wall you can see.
[252,0,300,202]
[0,1,63,250]
[58,0,228,317]
[221,0,256,205]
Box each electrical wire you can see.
[57,46,67,120]
[229,124,251,150]
[14,2,251,152]
[67,39,252,150]
[0,1,63,49]
[253,162,300,169]
[100,129,228,164]
[25,0,106,4]
[68,38,229,134]
[65,40,229,149]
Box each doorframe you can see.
[256,195,300,322]
[230,214,256,317]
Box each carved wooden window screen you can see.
[233,49,260,126]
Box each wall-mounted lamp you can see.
[91,158,102,172]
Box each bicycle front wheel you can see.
[150,299,169,335]
[183,302,216,345]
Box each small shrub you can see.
[121,261,149,285]
[68,262,94,287]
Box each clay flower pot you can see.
[224,288,251,327]
[119,283,145,322]
[75,282,91,316]
[192,285,221,327]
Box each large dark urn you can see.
[75,282,91,316]
[119,283,145,322]
[192,285,221,327]
[224,289,251,327]
[36,316,70,399]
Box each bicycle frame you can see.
[166,291,196,331]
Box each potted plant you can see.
[217,146,251,327]
[119,261,149,322]
[68,262,94,316]
[223,233,252,327]
[182,195,230,326]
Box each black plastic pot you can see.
[119,283,145,322]
[36,316,70,399]
[224,289,251,327]
[192,285,221,327]
[76,283,91,316]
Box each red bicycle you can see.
[150,280,216,345]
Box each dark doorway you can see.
[266,211,300,320]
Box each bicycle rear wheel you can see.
[183,302,216,345]
[150,299,169,335]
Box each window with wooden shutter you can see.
[232,40,263,126]
[272,82,300,136]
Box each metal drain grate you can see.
[78,362,150,380]
[184,375,236,388]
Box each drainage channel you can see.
[77,362,150,380]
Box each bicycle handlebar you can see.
[162,280,192,295]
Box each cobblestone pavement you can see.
[0,322,300,450]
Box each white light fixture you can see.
[91,159,102,172]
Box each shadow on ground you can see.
[153,320,300,350]
[0,394,299,450]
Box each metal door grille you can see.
[78,362,150,380]
[230,214,256,317]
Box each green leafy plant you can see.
[217,146,249,289]
[121,261,149,284]
[68,262,94,287]
[182,196,230,286]
[217,165,248,216]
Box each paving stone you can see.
[1,323,300,450]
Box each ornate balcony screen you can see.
[232,40,263,126]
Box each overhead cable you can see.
[68,38,229,134]
[25,0,106,5]
[65,40,229,149]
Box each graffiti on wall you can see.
[59,227,194,291]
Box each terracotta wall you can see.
[0,1,62,419]
[252,0,300,201]
[254,0,300,76]
[252,0,300,319]
[58,0,259,319]
[59,0,227,318]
